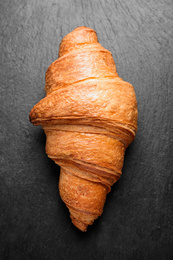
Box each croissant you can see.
[29,26,138,232]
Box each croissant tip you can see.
[29,110,36,124]
[71,216,88,232]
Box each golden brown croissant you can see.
[29,26,138,232]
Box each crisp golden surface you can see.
[29,26,138,231]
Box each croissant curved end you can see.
[58,26,99,57]
[29,26,138,232]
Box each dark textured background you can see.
[1,0,173,259]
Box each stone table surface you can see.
[1,0,173,259]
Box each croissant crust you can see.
[29,26,138,232]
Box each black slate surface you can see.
[1,0,173,259]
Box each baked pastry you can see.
[29,26,138,231]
